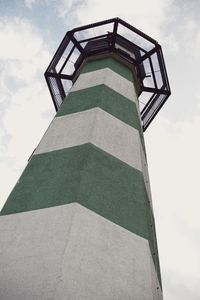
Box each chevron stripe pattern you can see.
[0,56,163,300]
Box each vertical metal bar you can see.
[68,32,84,54]
[59,45,75,74]
[149,57,157,89]
[111,19,118,49]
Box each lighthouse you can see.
[0,18,170,300]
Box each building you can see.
[0,18,170,299]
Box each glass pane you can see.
[141,59,155,88]
[74,23,114,41]
[151,94,165,110]
[55,41,74,73]
[117,23,154,51]
[48,77,63,107]
[138,91,153,112]
[142,94,166,126]
[61,48,81,75]
[151,53,163,89]
[61,79,72,96]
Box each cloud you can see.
[0,17,43,60]
[58,0,173,39]
[0,17,54,209]
[146,115,200,228]
[163,268,200,300]
[145,114,200,299]
[181,20,200,58]
[161,0,200,58]
[6,60,38,84]
[58,0,78,17]
[24,0,36,8]
[3,82,53,158]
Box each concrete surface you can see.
[0,203,162,300]
[71,68,138,104]
[34,108,144,172]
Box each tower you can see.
[0,18,170,299]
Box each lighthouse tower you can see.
[0,18,170,300]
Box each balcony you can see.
[45,17,171,131]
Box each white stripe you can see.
[71,67,138,104]
[34,108,143,172]
[0,203,162,300]
[34,107,152,204]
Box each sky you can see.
[0,0,200,299]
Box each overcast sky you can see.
[0,0,200,299]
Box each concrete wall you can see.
[0,203,162,300]
[0,56,162,299]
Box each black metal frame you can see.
[45,17,171,131]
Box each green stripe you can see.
[0,143,160,283]
[58,85,139,128]
[57,85,145,151]
[80,57,139,92]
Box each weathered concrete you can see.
[140,144,153,206]
[34,107,152,202]
[1,144,159,267]
[150,254,163,300]
[0,203,162,300]
[0,53,162,300]
[71,68,138,104]
[34,108,144,172]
